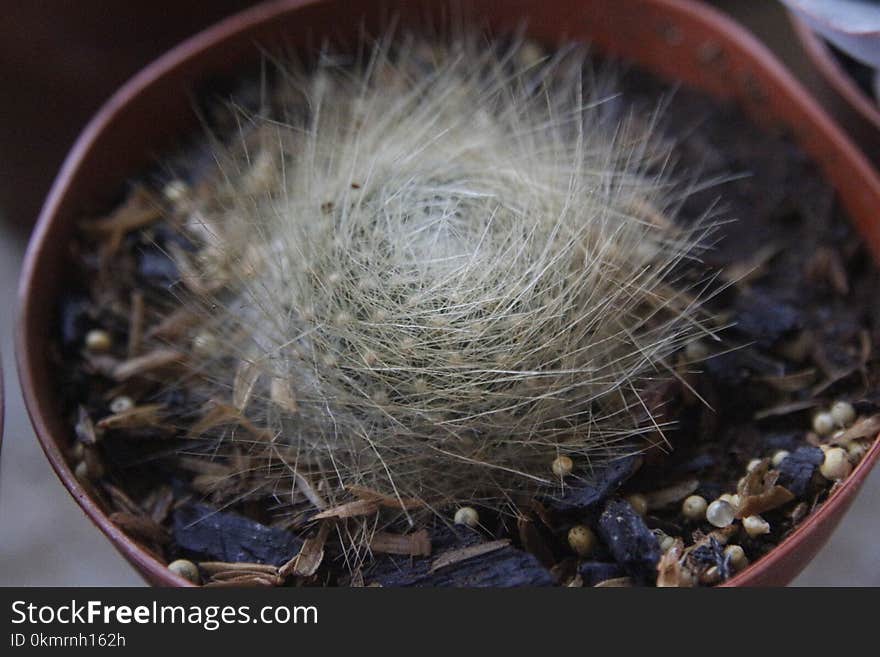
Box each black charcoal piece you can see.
[173,503,302,566]
[776,445,824,497]
[546,455,639,511]
[577,561,625,586]
[672,453,716,474]
[733,290,802,348]
[690,537,731,581]
[598,498,661,585]
[763,431,803,452]
[367,543,554,588]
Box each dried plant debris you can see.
[54,31,880,587]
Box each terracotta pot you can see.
[789,14,880,165]
[17,0,880,587]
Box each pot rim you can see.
[16,0,880,588]
[790,13,880,132]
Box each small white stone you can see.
[567,525,596,557]
[829,400,856,428]
[719,493,741,512]
[706,499,736,528]
[819,447,853,481]
[681,495,708,520]
[724,544,749,571]
[85,329,112,353]
[167,559,200,584]
[653,529,673,552]
[771,450,790,467]
[454,506,479,527]
[109,396,134,414]
[743,515,770,538]
[658,534,676,553]
[162,179,189,203]
[746,458,762,473]
[812,411,835,436]
[551,455,574,478]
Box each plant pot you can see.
[17,0,880,587]
[789,14,880,166]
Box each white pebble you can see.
[85,329,112,353]
[771,450,790,467]
[109,396,134,414]
[829,400,856,427]
[724,544,749,571]
[167,559,200,584]
[719,493,741,512]
[567,525,596,557]
[682,495,708,520]
[819,447,853,481]
[551,455,574,478]
[454,506,479,527]
[743,515,770,538]
[812,411,835,436]
[746,458,762,473]
[706,499,736,528]
[653,529,675,552]
[162,179,189,203]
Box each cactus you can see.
[158,35,718,534]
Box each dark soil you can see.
[52,53,880,587]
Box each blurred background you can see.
[1,0,878,586]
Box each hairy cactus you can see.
[159,35,717,529]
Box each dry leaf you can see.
[312,499,379,520]
[96,404,164,432]
[199,562,279,576]
[113,349,183,381]
[830,414,880,445]
[280,524,330,578]
[430,539,509,573]
[594,577,634,587]
[369,530,431,557]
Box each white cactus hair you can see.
[162,30,719,533]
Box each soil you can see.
[52,54,880,587]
